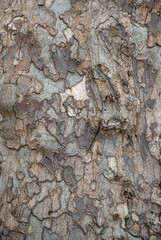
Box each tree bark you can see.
[0,0,160,239]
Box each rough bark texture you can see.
[0,0,161,239]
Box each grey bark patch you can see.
[142,60,157,88]
[68,228,86,240]
[123,139,135,175]
[19,208,31,223]
[117,0,133,13]
[74,197,86,220]
[52,45,69,78]
[56,134,68,145]
[7,188,14,202]
[54,147,67,162]
[147,13,160,36]
[86,81,97,102]
[117,0,126,7]
[7,177,13,188]
[52,45,78,78]
[42,157,55,174]
[43,149,60,173]
[62,166,76,187]
[157,19,161,32]
[43,149,55,161]
[149,122,158,139]
[103,133,117,156]
[18,223,28,234]
[0,84,17,113]
[75,118,86,137]
[147,0,155,10]
[145,99,156,109]
[132,57,139,89]
[63,96,77,110]
[52,93,61,114]
[26,181,41,198]
[78,123,98,149]
[3,227,9,236]
[43,228,62,240]
[26,215,42,240]
[68,58,79,73]
[140,134,149,161]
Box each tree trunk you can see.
[0,0,160,239]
